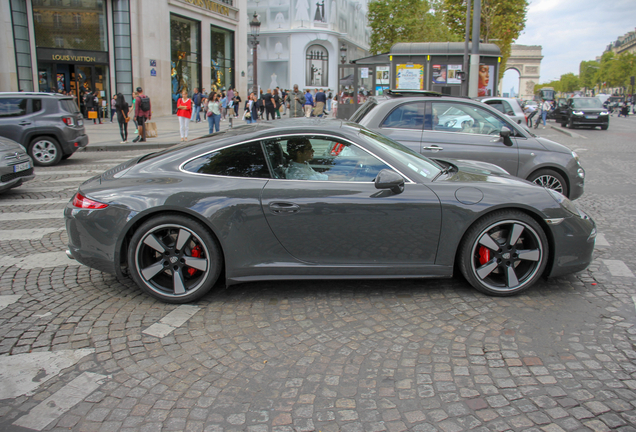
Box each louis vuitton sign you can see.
[179,0,230,16]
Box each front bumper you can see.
[547,210,596,278]
[0,168,35,192]
[571,115,609,126]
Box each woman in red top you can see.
[177,89,192,142]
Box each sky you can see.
[501,0,636,95]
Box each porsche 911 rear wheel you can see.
[459,211,548,296]
[128,215,222,303]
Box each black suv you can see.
[0,92,89,166]
[349,90,586,199]
[560,97,609,130]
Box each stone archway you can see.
[498,44,543,100]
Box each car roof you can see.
[0,92,73,99]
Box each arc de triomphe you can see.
[499,44,543,100]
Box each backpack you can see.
[139,96,150,111]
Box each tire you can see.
[128,215,223,303]
[61,153,72,160]
[560,117,567,127]
[601,124,608,130]
[458,210,548,296]
[29,137,62,166]
[567,117,575,129]
[528,169,568,197]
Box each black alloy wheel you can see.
[529,169,568,198]
[128,215,222,303]
[459,211,548,296]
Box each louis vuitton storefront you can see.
[2,0,249,117]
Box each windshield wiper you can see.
[432,161,456,181]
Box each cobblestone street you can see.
[0,118,635,431]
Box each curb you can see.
[548,124,586,139]
[79,142,177,152]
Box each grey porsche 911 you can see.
[65,120,596,303]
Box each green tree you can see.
[559,73,580,93]
[579,60,600,93]
[441,0,529,80]
[367,0,459,55]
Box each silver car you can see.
[0,136,34,193]
[478,97,527,125]
[349,91,585,199]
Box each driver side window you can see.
[263,136,392,182]
[430,102,508,136]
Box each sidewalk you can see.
[81,112,245,152]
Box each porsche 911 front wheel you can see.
[128,215,222,303]
[459,211,548,296]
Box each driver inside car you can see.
[285,138,329,181]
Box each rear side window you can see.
[0,98,27,117]
[349,99,377,123]
[182,141,271,178]
[60,99,80,113]
[381,102,425,129]
[32,99,42,112]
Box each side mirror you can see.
[500,126,513,146]
[375,169,404,194]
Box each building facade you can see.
[607,27,636,56]
[246,0,370,93]
[1,0,249,116]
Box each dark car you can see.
[560,97,609,130]
[0,136,34,193]
[65,120,596,303]
[550,98,568,120]
[349,90,585,200]
[0,92,89,166]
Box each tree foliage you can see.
[440,0,528,80]
[368,0,460,55]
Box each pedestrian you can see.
[621,101,629,118]
[233,91,241,118]
[207,92,221,133]
[263,89,276,120]
[326,90,332,115]
[115,92,130,143]
[314,88,326,117]
[273,88,282,119]
[220,92,227,121]
[129,91,138,135]
[86,92,101,124]
[540,98,550,129]
[244,92,256,124]
[288,85,305,118]
[176,89,192,142]
[132,86,151,143]
[227,87,234,112]
[110,94,117,122]
[304,89,314,117]
[250,92,259,123]
[258,89,265,119]
[191,88,202,123]
[332,92,338,118]
[280,88,287,116]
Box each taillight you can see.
[72,193,108,209]
[62,116,75,126]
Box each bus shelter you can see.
[336,53,390,120]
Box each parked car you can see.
[0,136,34,193]
[0,92,88,166]
[560,97,609,130]
[478,97,527,125]
[65,120,596,303]
[349,90,585,199]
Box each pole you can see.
[252,39,259,96]
[462,0,471,97]
[468,0,481,98]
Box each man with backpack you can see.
[133,87,151,143]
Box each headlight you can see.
[571,151,579,161]
[547,188,581,217]
[577,168,585,179]
[600,111,609,115]
[445,119,457,127]
[572,111,584,115]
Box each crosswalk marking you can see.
[0,210,62,221]
[12,186,76,193]
[143,305,200,338]
[595,233,610,247]
[0,294,21,311]
[49,176,95,183]
[603,259,635,278]
[0,198,68,206]
[0,227,65,241]
[0,349,94,400]
[13,371,107,431]
[35,170,103,176]
[0,252,81,269]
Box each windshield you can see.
[358,129,442,180]
[571,98,603,109]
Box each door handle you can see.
[422,145,443,151]
[269,202,300,214]
[18,122,31,126]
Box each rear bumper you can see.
[62,134,89,155]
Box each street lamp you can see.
[340,43,347,64]
[250,12,261,95]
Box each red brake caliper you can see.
[478,246,491,265]
[187,246,202,276]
